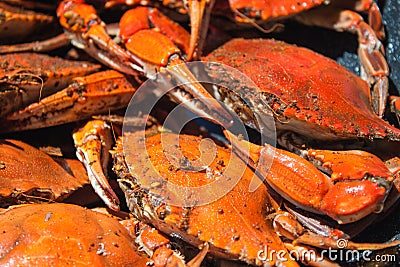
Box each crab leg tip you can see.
[187,243,209,267]
[73,120,120,211]
[167,60,233,127]
[187,0,214,60]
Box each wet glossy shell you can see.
[0,139,89,206]
[0,53,101,117]
[223,0,325,21]
[204,38,400,141]
[0,70,138,132]
[0,203,149,266]
[114,131,298,266]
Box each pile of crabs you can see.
[0,0,400,266]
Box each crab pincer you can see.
[57,0,233,127]
[73,120,120,211]
[224,130,395,225]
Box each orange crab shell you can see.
[0,2,53,41]
[115,131,298,266]
[222,0,326,21]
[203,38,400,141]
[0,139,89,206]
[0,52,101,117]
[0,203,150,266]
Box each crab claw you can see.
[223,130,393,224]
[119,7,233,127]
[57,1,139,76]
[125,34,233,126]
[186,0,216,60]
[0,70,137,133]
[58,3,233,127]
[73,120,120,211]
[366,1,385,41]
[166,56,234,127]
[305,149,392,223]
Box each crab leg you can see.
[0,33,70,54]
[0,53,101,118]
[330,0,385,40]
[121,218,208,267]
[295,6,389,117]
[365,1,385,40]
[186,0,216,60]
[0,70,138,132]
[57,1,140,76]
[73,120,120,211]
[0,22,119,54]
[57,1,233,127]
[294,230,400,251]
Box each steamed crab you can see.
[0,1,399,266]
[203,38,399,142]
[0,0,232,130]
[0,139,89,206]
[201,37,400,223]
[59,0,390,117]
[70,117,400,266]
[0,203,208,266]
[0,0,389,117]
